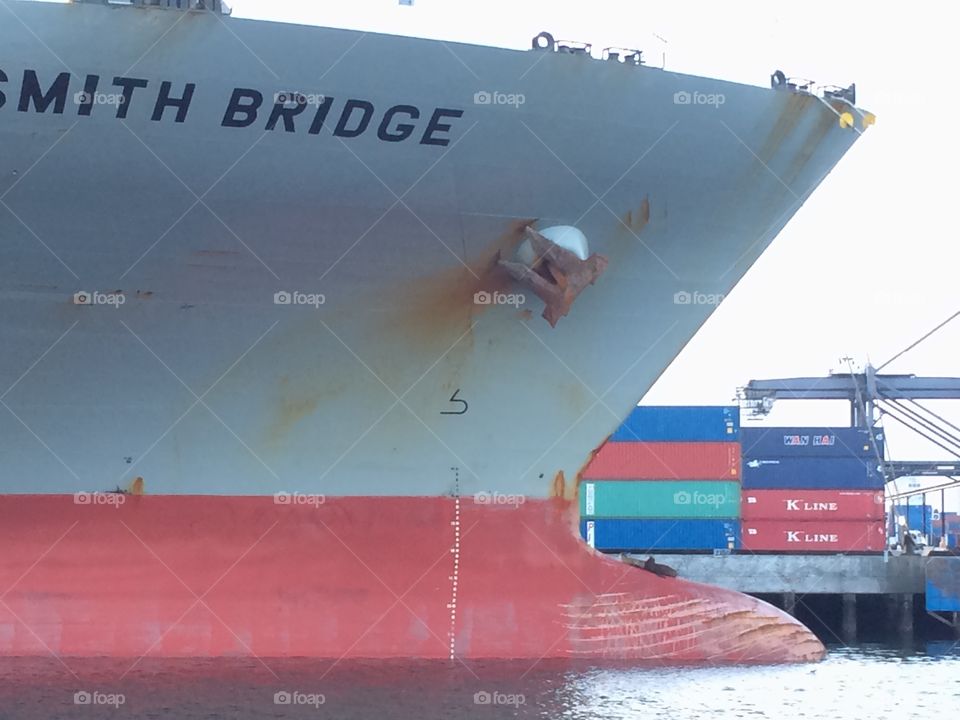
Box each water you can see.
[2,645,959,719]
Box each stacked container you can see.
[949,512,960,548]
[580,406,741,552]
[889,504,934,540]
[740,427,887,551]
[936,511,960,548]
[895,506,960,548]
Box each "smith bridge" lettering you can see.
[0,69,463,146]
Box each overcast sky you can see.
[228,1,958,504]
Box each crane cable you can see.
[877,309,960,372]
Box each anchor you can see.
[498,225,608,327]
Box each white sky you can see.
[230,1,959,507]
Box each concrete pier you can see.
[637,553,928,595]
[783,592,796,617]
[899,593,914,641]
[627,552,959,644]
[842,593,857,643]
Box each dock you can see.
[631,552,960,642]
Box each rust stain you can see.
[380,218,534,354]
[563,382,590,418]
[266,383,321,445]
[551,470,566,499]
[559,435,610,519]
[251,220,536,449]
[622,196,651,235]
[721,92,837,251]
[271,218,535,451]
[517,308,533,321]
[607,195,653,269]
[779,100,842,190]
[755,92,818,165]
[127,476,144,495]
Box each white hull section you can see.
[0,1,864,497]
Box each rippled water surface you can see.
[2,645,959,718]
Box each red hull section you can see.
[0,496,822,662]
[583,442,741,480]
[741,520,886,551]
[741,490,884,521]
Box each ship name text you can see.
[0,70,463,145]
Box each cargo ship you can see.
[0,0,870,662]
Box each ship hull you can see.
[0,1,865,662]
[0,495,824,661]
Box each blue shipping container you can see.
[891,504,934,534]
[742,457,884,490]
[741,427,883,458]
[611,406,740,442]
[581,518,741,551]
[925,558,960,612]
[931,533,957,548]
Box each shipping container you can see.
[929,532,960,548]
[929,533,957,549]
[741,456,883,490]
[930,531,957,548]
[741,427,883,458]
[611,406,740,442]
[944,511,960,532]
[584,442,741,480]
[741,520,886,552]
[741,489,884,521]
[581,518,740,552]
[890,504,934,533]
[580,480,740,519]
[926,558,960,612]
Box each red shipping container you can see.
[583,441,740,480]
[741,490,884,521]
[741,520,886,552]
[944,512,960,531]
